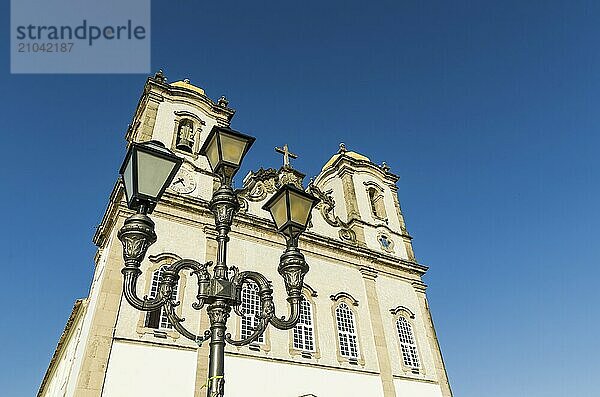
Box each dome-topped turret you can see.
[170,79,206,96]
[322,143,371,171]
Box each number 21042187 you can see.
[18,42,74,52]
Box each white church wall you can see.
[221,232,381,372]
[375,273,438,382]
[294,253,378,371]
[60,231,119,397]
[41,305,85,397]
[102,340,197,397]
[362,226,409,260]
[394,379,444,397]
[114,212,210,347]
[225,354,383,397]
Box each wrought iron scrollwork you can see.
[120,167,314,397]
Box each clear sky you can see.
[1,1,599,396]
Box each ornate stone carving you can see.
[238,168,278,202]
[217,95,229,107]
[377,233,395,253]
[307,182,357,243]
[236,196,249,212]
[176,119,195,152]
[152,69,166,83]
[278,167,304,189]
[339,228,357,242]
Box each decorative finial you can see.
[338,143,347,154]
[183,78,190,84]
[153,69,166,83]
[275,144,298,168]
[381,162,391,172]
[218,95,229,107]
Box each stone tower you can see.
[38,72,452,397]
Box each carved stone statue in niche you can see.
[368,187,387,220]
[176,119,195,153]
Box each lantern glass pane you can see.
[205,133,220,171]
[220,133,248,167]
[137,151,178,199]
[123,156,133,203]
[289,191,313,228]
[269,192,289,230]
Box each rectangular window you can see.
[293,298,315,352]
[396,317,420,368]
[335,303,358,359]
[145,266,178,330]
[241,281,264,343]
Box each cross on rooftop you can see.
[275,144,298,168]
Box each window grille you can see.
[396,316,420,368]
[241,281,264,343]
[335,303,358,359]
[293,297,315,352]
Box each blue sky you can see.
[1,1,599,396]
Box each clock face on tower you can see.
[170,168,197,194]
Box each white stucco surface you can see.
[225,355,383,397]
[102,341,197,397]
[394,379,444,397]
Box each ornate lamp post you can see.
[117,127,319,397]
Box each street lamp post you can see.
[117,127,319,397]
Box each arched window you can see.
[176,119,195,153]
[240,281,264,343]
[335,303,359,359]
[145,266,179,330]
[396,316,420,369]
[368,187,387,220]
[293,297,315,352]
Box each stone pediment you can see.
[238,167,305,203]
[239,168,279,202]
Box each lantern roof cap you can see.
[322,143,371,171]
[170,79,206,96]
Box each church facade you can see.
[38,72,453,397]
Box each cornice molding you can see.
[94,183,429,278]
[148,252,182,263]
[359,266,378,280]
[390,305,416,319]
[303,283,318,297]
[330,291,360,306]
[411,281,428,293]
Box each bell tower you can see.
[309,143,415,261]
[116,71,238,208]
